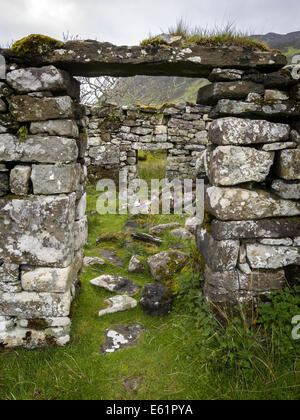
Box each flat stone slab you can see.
[98,295,137,317]
[100,323,146,354]
[149,223,181,236]
[90,274,141,296]
[131,232,162,246]
[99,249,123,267]
[83,256,105,266]
[3,42,286,78]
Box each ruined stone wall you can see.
[85,102,211,183]
[0,64,88,348]
[196,67,300,305]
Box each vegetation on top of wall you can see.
[10,34,63,57]
[141,20,270,51]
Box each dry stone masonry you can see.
[0,62,87,349]
[196,65,300,305]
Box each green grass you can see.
[141,20,270,51]
[138,151,167,188]
[0,189,299,400]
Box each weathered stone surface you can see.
[0,81,13,97]
[0,327,70,349]
[246,243,300,269]
[170,228,193,240]
[6,66,80,98]
[264,89,289,101]
[196,227,239,271]
[4,41,286,78]
[10,165,31,195]
[98,295,137,317]
[88,144,120,165]
[271,179,300,199]
[0,99,7,112]
[74,216,88,251]
[147,251,188,281]
[204,266,240,303]
[19,317,71,328]
[8,95,76,122]
[149,223,181,236]
[128,256,145,274]
[208,146,274,186]
[0,194,76,267]
[0,113,20,133]
[275,149,300,180]
[197,81,264,105]
[21,250,83,293]
[239,269,286,292]
[261,142,296,151]
[90,274,141,296]
[244,69,297,89]
[83,256,105,266]
[210,99,300,119]
[259,238,293,246]
[0,172,9,196]
[140,283,173,316]
[206,187,300,221]
[0,291,72,318]
[101,323,145,355]
[0,262,20,293]
[31,163,81,194]
[30,119,79,137]
[0,134,78,163]
[208,117,290,145]
[132,142,173,151]
[132,232,162,246]
[208,68,244,82]
[185,216,202,234]
[211,218,300,240]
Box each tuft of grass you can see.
[141,19,270,51]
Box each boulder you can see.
[246,243,300,269]
[147,251,188,281]
[98,295,137,317]
[197,81,264,105]
[208,117,290,145]
[90,274,141,296]
[275,149,300,180]
[128,256,145,274]
[170,228,193,240]
[140,283,173,316]
[206,186,300,221]
[207,146,274,186]
[31,163,81,194]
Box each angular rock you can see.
[0,262,20,293]
[0,291,72,318]
[149,223,181,236]
[75,192,87,220]
[185,216,202,234]
[271,179,300,200]
[261,142,296,151]
[246,243,300,269]
[210,99,300,119]
[8,95,76,122]
[0,172,9,196]
[31,163,81,194]
[208,146,274,186]
[196,227,239,271]
[21,250,83,293]
[98,295,137,317]
[90,274,141,296]
[244,69,297,89]
[204,266,240,303]
[0,194,76,267]
[101,323,145,355]
[128,256,145,274]
[206,187,300,221]
[170,228,193,240]
[208,68,244,82]
[83,256,105,266]
[0,327,70,349]
[197,81,264,105]
[10,165,31,195]
[275,149,300,180]
[30,119,79,138]
[264,89,289,101]
[147,251,188,281]
[132,232,162,246]
[208,117,290,145]
[211,218,300,240]
[259,238,293,246]
[89,144,120,165]
[140,283,173,316]
[74,216,88,251]
[0,134,78,163]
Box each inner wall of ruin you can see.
[0,38,299,348]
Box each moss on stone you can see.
[10,34,63,57]
[140,37,168,47]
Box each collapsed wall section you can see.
[0,64,88,349]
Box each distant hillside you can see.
[108,31,300,106]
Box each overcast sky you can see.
[0,0,299,47]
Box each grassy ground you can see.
[0,187,299,400]
[138,151,167,187]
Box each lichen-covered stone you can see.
[197,81,264,105]
[275,149,300,180]
[74,216,88,251]
[21,250,83,293]
[211,218,300,240]
[88,144,120,165]
[98,295,137,317]
[90,274,141,296]
[149,223,182,236]
[271,179,300,199]
[10,165,31,195]
[8,95,76,122]
[261,142,297,151]
[30,119,79,137]
[140,283,173,316]
[0,262,20,293]
[196,227,239,271]
[206,186,300,221]
[6,66,80,99]
[246,243,300,269]
[208,68,244,82]
[0,194,76,267]
[208,117,290,145]
[208,146,274,186]
[31,163,81,194]
[0,172,9,196]
[0,134,78,163]
[128,256,145,274]
[170,228,193,240]
[147,251,188,281]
